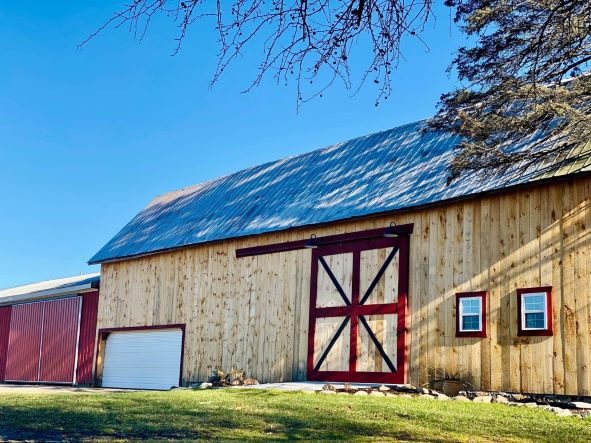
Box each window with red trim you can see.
[455,292,487,338]
[517,287,553,336]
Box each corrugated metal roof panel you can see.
[0,273,100,303]
[89,120,590,264]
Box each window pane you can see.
[524,294,545,311]
[525,312,545,329]
[462,315,480,331]
[461,298,481,315]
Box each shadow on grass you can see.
[0,390,589,442]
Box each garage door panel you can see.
[102,329,183,390]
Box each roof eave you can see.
[0,280,99,306]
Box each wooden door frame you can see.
[307,234,410,384]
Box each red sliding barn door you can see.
[307,235,409,384]
[5,302,44,382]
[5,297,82,384]
[39,297,81,383]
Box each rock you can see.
[370,391,385,396]
[320,390,336,395]
[420,394,436,400]
[354,390,368,396]
[524,402,539,408]
[197,382,213,389]
[495,396,510,404]
[568,402,591,410]
[539,405,553,411]
[454,395,471,402]
[436,393,450,400]
[553,408,573,417]
[378,385,391,392]
[473,396,493,403]
[393,384,418,393]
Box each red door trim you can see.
[307,233,410,384]
[236,224,414,257]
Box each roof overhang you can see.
[0,280,99,306]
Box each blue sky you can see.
[0,2,465,288]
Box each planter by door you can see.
[307,235,409,383]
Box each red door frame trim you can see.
[236,224,414,258]
[94,324,186,387]
[307,233,410,384]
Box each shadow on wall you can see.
[409,182,591,396]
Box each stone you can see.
[197,382,213,389]
[420,394,436,400]
[553,408,573,417]
[495,396,510,404]
[354,390,368,396]
[393,384,418,393]
[436,394,450,400]
[370,391,385,396]
[539,405,553,411]
[454,395,471,402]
[473,396,493,403]
[320,390,336,395]
[568,402,591,410]
[378,385,391,392]
[524,402,539,408]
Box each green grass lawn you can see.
[0,389,590,442]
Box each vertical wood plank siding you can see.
[0,306,11,381]
[98,176,591,395]
[76,291,99,385]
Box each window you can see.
[456,292,486,338]
[517,287,553,336]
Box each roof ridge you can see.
[150,119,428,202]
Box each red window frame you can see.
[517,287,553,336]
[455,291,487,338]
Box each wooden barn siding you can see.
[98,176,591,395]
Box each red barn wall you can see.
[0,306,11,381]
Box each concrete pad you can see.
[231,381,388,392]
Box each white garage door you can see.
[102,329,183,390]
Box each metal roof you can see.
[89,120,591,264]
[0,273,100,305]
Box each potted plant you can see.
[431,368,471,397]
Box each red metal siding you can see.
[5,302,44,382]
[39,297,81,383]
[0,306,12,381]
[76,291,99,385]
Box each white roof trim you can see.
[0,282,98,306]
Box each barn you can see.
[0,274,100,385]
[90,120,591,395]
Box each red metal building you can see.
[0,274,99,385]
